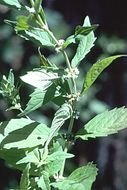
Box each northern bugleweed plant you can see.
[0,0,127,190]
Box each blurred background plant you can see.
[0,0,127,189]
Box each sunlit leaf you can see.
[77,107,127,140]
[0,0,22,9]
[37,172,50,190]
[20,69,59,90]
[0,118,50,149]
[82,55,125,94]
[71,16,96,68]
[20,163,31,190]
[15,15,29,31]
[45,150,74,176]
[16,148,40,165]
[17,28,56,47]
[51,162,98,190]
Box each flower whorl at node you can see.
[55,39,65,53]
[65,67,79,79]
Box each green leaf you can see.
[77,107,127,140]
[75,24,98,36]
[17,28,56,47]
[45,150,74,176]
[44,141,73,176]
[19,88,45,116]
[0,148,41,176]
[19,84,56,116]
[71,16,96,68]
[20,163,31,190]
[45,103,72,147]
[51,103,72,131]
[62,35,75,49]
[82,55,125,94]
[7,69,14,85]
[16,148,40,165]
[0,148,26,171]
[51,162,98,190]
[34,0,42,12]
[39,52,52,67]
[37,172,50,190]
[0,118,50,149]
[0,0,22,9]
[20,69,59,90]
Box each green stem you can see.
[62,50,72,71]
[68,116,75,134]
[59,147,68,177]
[19,107,31,120]
[59,116,74,177]
[36,11,78,177]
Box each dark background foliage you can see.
[0,0,127,189]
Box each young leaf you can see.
[20,163,31,190]
[82,55,125,94]
[71,16,96,68]
[51,162,98,190]
[37,172,50,190]
[75,24,98,36]
[0,0,22,9]
[0,118,50,149]
[62,35,75,49]
[45,150,74,176]
[76,107,127,140]
[20,69,59,90]
[16,28,56,47]
[7,69,14,85]
[15,16,29,31]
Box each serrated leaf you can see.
[51,162,98,190]
[20,70,59,90]
[19,84,56,116]
[17,28,56,47]
[71,16,96,68]
[0,118,50,149]
[0,0,22,9]
[82,55,125,94]
[77,107,127,140]
[20,163,31,190]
